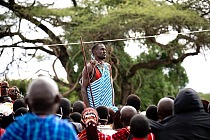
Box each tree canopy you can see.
[0,0,209,109]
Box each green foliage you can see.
[1,0,209,107]
[35,54,46,62]
[65,0,207,40]
[5,79,79,103]
[137,68,179,110]
[63,0,208,106]
[7,79,30,95]
[198,93,210,102]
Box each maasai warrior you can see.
[78,107,111,140]
[81,43,117,111]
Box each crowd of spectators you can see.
[1,77,210,140]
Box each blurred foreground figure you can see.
[150,88,210,140]
[129,114,155,140]
[2,76,78,140]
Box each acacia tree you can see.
[0,0,209,105]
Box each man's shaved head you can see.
[120,106,137,126]
[157,97,174,121]
[26,76,60,115]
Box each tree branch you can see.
[0,30,18,39]
[62,72,82,97]
[0,0,69,67]
[0,48,15,76]
[0,44,55,55]
[127,45,201,79]
[71,0,77,7]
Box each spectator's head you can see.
[120,106,137,127]
[0,81,9,96]
[25,76,60,115]
[112,107,123,130]
[8,86,20,101]
[146,105,159,121]
[130,114,150,138]
[96,106,109,125]
[14,107,28,118]
[81,107,99,140]
[73,100,86,114]
[70,112,82,123]
[125,94,141,111]
[174,88,203,114]
[13,98,27,112]
[157,97,174,121]
[201,99,209,113]
[108,108,115,124]
[57,98,71,118]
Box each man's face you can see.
[94,44,106,60]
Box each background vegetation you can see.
[0,0,209,110]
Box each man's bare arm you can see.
[81,63,92,107]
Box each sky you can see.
[125,42,210,93]
[0,0,210,93]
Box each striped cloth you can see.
[1,113,78,140]
[87,64,118,112]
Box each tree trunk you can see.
[120,79,133,105]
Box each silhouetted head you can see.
[157,97,174,121]
[120,106,137,127]
[96,106,109,125]
[125,94,141,111]
[112,108,123,130]
[130,114,150,138]
[57,98,71,118]
[70,112,82,123]
[25,76,60,115]
[174,88,204,114]
[73,100,86,114]
[108,108,115,124]
[13,98,27,112]
[146,105,159,121]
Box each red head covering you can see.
[81,107,98,127]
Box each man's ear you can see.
[24,95,32,112]
[25,96,29,105]
[54,95,60,104]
